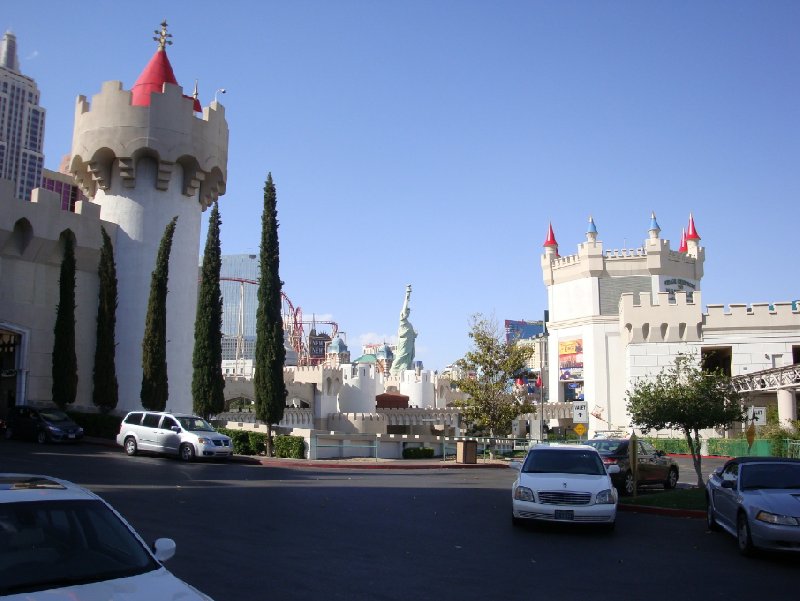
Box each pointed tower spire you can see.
[686,213,701,240]
[543,222,559,258]
[648,211,661,240]
[586,215,598,243]
[678,227,687,252]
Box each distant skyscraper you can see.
[0,31,45,201]
[220,254,259,360]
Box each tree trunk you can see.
[265,424,273,457]
[686,428,704,488]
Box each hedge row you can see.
[403,447,434,459]
[215,429,305,458]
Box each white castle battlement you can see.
[619,291,703,343]
[70,80,228,206]
[704,302,799,330]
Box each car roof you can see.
[726,457,800,466]
[529,444,600,452]
[0,474,100,504]
[126,411,199,418]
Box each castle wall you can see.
[0,185,115,410]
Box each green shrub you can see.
[67,411,122,439]
[643,437,690,454]
[403,446,434,459]
[274,435,305,458]
[218,428,254,455]
[248,431,268,455]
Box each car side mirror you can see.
[171,425,182,433]
[606,464,621,475]
[152,537,176,562]
[509,461,522,471]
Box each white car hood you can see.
[4,567,212,601]
[743,489,800,517]
[519,472,612,493]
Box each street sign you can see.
[574,423,587,437]
[748,406,767,426]
[572,401,588,423]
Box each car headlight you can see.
[595,489,617,505]
[755,511,800,526]
[197,437,213,445]
[514,486,535,502]
[47,425,63,433]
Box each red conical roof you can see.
[678,227,687,252]
[131,47,202,112]
[543,222,558,247]
[686,213,701,241]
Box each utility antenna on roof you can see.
[153,20,173,50]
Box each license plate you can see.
[68,434,75,439]
[554,510,574,520]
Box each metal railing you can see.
[787,440,800,459]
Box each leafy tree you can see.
[627,353,745,487]
[192,202,225,419]
[453,314,535,442]
[141,217,178,411]
[253,173,287,455]
[92,226,119,413]
[52,230,78,408]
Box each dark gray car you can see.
[3,406,84,443]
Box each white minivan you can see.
[116,411,233,461]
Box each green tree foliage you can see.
[626,353,745,487]
[52,230,78,408]
[453,314,535,438]
[141,217,178,411]
[253,173,287,455]
[192,202,225,419]
[92,226,119,413]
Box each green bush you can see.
[643,437,690,454]
[248,431,268,455]
[403,446,434,459]
[218,428,255,455]
[274,435,305,458]
[67,411,122,439]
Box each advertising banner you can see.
[558,338,583,381]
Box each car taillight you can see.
[602,458,617,465]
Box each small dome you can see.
[328,336,348,353]
[376,344,394,360]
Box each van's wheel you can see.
[180,443,195,462]
[36,430,48,444]
[124,437,138,456]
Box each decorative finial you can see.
[587,215,597,234]
[648,211,661,238]
[153,20,173,51]
[192,79,199,100]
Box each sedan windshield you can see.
[0,499,159,595]
[740,463,800,490]
[38,409,71,422]
[522,449,606,475]
[177,416,215,432]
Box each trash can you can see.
[456,440,477,464]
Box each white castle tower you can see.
[69,23,228,413]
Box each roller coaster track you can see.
[731,363,800,393]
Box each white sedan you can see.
[511,444,620,530]
[0,473,214,600]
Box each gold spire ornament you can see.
[153,20,173,50]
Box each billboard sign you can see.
[558,338,583,381]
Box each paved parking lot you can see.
[1,441,795,601]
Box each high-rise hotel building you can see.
[0,31,45,201]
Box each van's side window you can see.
[142,413,161,428]
[161,417,178,430]
[124,412,143,425]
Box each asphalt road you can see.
[1,440,796,601]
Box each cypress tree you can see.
[192,202,225,419]
[92,226,119,413]
[254,173,286,455]
[141,216,178,411]
[52,230,78,408]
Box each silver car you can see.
[116,411,233,461]
[705,457,800,555]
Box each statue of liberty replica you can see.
[390,284,417,376]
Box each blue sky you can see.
[6,1,799,371]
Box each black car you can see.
[584,437,679,495]
[3,406,84,443]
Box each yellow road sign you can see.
[574,423,587,437]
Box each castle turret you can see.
[69,23,228,413]
[685,213,701,258]
[540,222,559,286]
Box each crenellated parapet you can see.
[704,302,800,332]
[70,80,228,207]
[619,291,703,344]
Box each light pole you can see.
[214,88,226,103]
